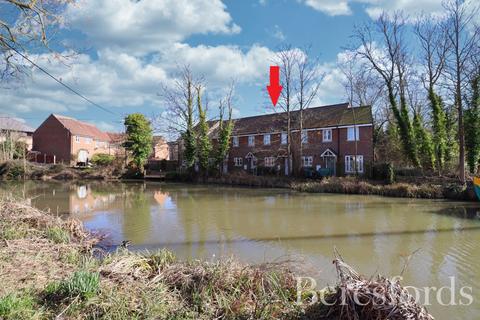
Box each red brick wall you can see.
[224,125,373,175]
[32,115,72,163]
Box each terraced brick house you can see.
[208,102,373,176]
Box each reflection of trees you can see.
[122,183,152,244]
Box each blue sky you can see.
[0,0,445,133]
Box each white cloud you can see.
[0,43,276,118]
[160,43,276,86]
[365,0,443,19]
[0,51,169,117]
[1,0,281,120]
[301,0,352,16]
[301,0,444,18]
[66,0,241,54]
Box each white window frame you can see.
[302,156,313,167]
[233,136,239,147]
[264,157,275,167]
[248,135,255,147]
[234,157,243,167]
[301,130,308,144]
[75,136,80,143]
[263,134,271,145]
[345,155,364,173]
[85,137,92,144]
[322,129,332,142]
[347,126,360,141]
[281,132,287,145]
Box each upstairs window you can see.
[281,132,288,145]
[233,136,239,147]
[75,136,80,143]
[248,135,255,147]
[85,137,92,144]
[301,130,308,144]
[264,134,271,145]
[322,129,332,142]
[347,126,360,141]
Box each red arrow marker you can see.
[267,66,282,107]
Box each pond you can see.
[2,180,479,319]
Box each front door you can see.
[78,149,89,163]
[324,156,336,176]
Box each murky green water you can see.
[2,180,479,319]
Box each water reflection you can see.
[0,181,479,319]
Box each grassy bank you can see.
[0,160,123,181]
[200,172,475,201]
[291,177,475,200]
[0,199,434,319]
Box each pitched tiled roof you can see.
[209,103,372,137]
[52,114,111,141]
[106,132,125,144]
[0,117,34,133]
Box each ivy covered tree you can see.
[182,80,197,169]
[354,13,420,167]
[413,113,435,170]
[123,113,153,173]
[215,86,234,173]
[415,14,449,172]
[465,73,480,174]
[195,86,212,176]
[429,91,448,171]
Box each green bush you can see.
[0,161,25,179]
[372,162,395,183]
[91,153,115,166]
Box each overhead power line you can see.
[4,42,117,116]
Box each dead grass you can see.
[291,177,451,199]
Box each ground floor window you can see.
[264,157,276,167]
[302,156,313,167]
[345,155,364,173]
[234,157,243,167]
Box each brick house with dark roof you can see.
[33,114,121,164]
[204,102,373,176]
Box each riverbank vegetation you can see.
[195,172,473,201]
[0,160,124,181]
[0,199,434,319]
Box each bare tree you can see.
[442,0,480,183]
[274,45,302,175]
[157,66,202,137]
[295,46,322,173]
[339,54,386,173]
[0,0,73,82]
[415,14,450,172]
[157,66,205,168]
[352,12,420,167]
